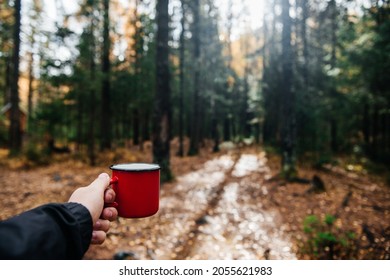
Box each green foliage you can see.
[303,215,318,234]
[23,142,50,166]
[301,214,357,259]
[1,0,388,174]
[280,164,298,181]
[337,4,390,162]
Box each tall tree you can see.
[203,0,224,152]
[153,0,172,182]
[100,0,112,150]
[281,0,296,177]
[223,0,234,142]
[88,23,97,166]
[26,0,43,134]
[300,0,309,88]
[262,0,283,146]
[0,1,13,107]
[329,0,339,153]
[188,0,201,155]
[9,0,22,155]
[132,0,141,146]
[74,0,100,165]
[177,0,186,157]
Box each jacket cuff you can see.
[64,202,93,254]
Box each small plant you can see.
[23,143,49,166]
[302,214,357,259]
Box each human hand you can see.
[68,173,118,244]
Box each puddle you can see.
[232,153,271,178]
[187,180,296,260]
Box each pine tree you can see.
[9,0,22,155]
[153,0,173,182]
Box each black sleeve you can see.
[0,203,93,260]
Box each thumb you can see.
[89,173,110,194]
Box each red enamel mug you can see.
[109,163,160,218]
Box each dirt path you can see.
[172,152,295,259]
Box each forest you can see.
[0,0,389,260]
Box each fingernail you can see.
[95,220,101,229]
[92,231,97,240]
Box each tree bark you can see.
[301,0,309,88]
[100,0,111,150]
[27,51,34,134]
[9,0,22,155]
[4,55,11,105]
[177,0,186,157]
[153,0,172,182]
[329,0,339,153]
[88,58,96,165]
[133,108,140,145]
[188,0,201,156]
[281,0,296,178]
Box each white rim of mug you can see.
[110,163,161,172]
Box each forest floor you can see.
[0,141,389,260]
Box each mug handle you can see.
[104,176,119,208]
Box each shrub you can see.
[302,214,357,259]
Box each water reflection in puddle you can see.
[232,153,272,179]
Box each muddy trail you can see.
[0,145,389,259]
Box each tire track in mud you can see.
[172,151,296,260]
[172,151,241,259]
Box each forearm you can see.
[0,203,92,260]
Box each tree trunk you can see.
[133,108,140,145]
[329,0,338,153]
[261,3,269,144]
[188,0,201,156]
[301,0,309,88]
[100,0,111,150]
[363,102,370,153]
[386,112,390,154]
[242,37,251,138]
[372,105,379,159]
[76,96,84,152]
[27,51,34,134]
[88,23,96,166]
[223,111,231,142]
[211,97,219,152]
[4,55,11,105]
[133,0,143,147]
[153,0,172,182]
[281,0,296,178]
[223,0,234,143]
[177,0,186,157]
[9,0,22,155]
[142,111,150,142]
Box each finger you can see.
[89,173,110,194]
[104,188,116,203]
[101,207,118,221]
[93,219,110,232]
[91,230,107,245]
